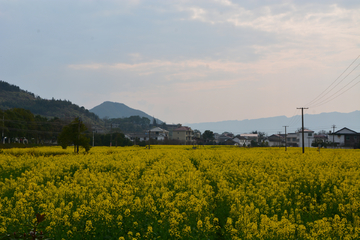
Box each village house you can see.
[149,127,169,141]
[125,133,148,142]
[233,136,251,146]
[286,133,299,147]
[240,133,259,142]
[327,127,360,148]
[171,126,194,144]
[165,124,182,139]
[217,133,233,144]
[297,128,315,148]
[266,134,285,147]
[264,129,314,148]
[126,127,169,143]
[213,133,220,144]
[313,134,328,146]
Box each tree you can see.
[58,117,91,152]
[152,117,157,126]
[251,130,267,144]
[316,130,327,135]
[203,130,214,143]
[193,129,201,138]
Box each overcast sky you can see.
[1,0,359,124]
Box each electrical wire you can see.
[286,108,299,126]
[310,74,360,108]
[305,54,360,107]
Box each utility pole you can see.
[283,126,288,151]
[297,107,308,153]
[92,130,95,147]
[148,130,151,149]
[332,125,336,148]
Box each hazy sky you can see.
[1,0,359,124]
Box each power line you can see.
[288,114,301,129]
[310,76,360,108]
[286,109,299,126]
[305,54,360,107]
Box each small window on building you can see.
[346,136,350,140]
[308,133,312,136]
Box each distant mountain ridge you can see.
[187,111,360,135]
[1,81,358,135]
[90,101,162,123]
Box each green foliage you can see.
[92,132,133,147]
[202,130,214,142]
[104,116,151,133]
[0,81,100,126]
[250,139,258,147]
[0,213,50,240]
[0,81,21,92]
[0,108,64,143]
[312,139,328,148]
[2,147,360,239]
[58,118,91,152]
[138,140,147,147]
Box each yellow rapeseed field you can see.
[0,146,360,239]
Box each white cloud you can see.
[180,2,359,39]
[2,0,360,124]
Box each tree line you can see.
[0,108,133,149]
[0,80,100,125]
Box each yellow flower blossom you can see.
[0,146,359,239]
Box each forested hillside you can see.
[0,81,101,127]
[0,108,66,145]
[0,108,133,147]
[0,81,167,138]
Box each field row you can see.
[0,146,360,239]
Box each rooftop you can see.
[173,126,192,131]
[150,127,169,133]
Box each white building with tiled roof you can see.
[149,127,169,141]
[297,128,314,148]
[328,127,360,148]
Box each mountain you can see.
[90,101,162,123]
[187,111,360,135]
[0,80,101,126]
